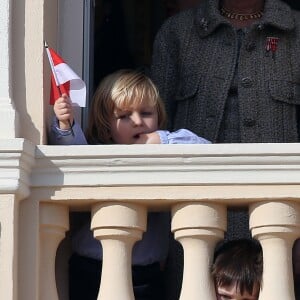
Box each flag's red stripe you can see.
[48,47,86,106]
[49,75,70,105]
[49,48,65,66]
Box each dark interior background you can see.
[92,0,208,90]
[92,0,300,91]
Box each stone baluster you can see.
[250,201,300,300]
[39,203,69,300]
[172,202,227,300]
[91,202,147,300]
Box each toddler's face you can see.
[216,283,259,300]
[109,101,159,144]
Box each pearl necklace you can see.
[220,7,264,21]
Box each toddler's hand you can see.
[53,94,74,130]
[134,132,161,144]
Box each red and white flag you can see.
[46,47,86,107]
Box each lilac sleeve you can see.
[157,129,211,144]
[48,117,88,145]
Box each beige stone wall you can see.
[1,1,300,300]
[10,0,58,144]
[1,143,299,300]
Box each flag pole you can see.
[44,40,74,136]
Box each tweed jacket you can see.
[151,0,300,143]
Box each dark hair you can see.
[211,239,263,295]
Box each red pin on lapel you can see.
[266,37,279,58]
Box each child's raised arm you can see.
[49,93,87,145]
[53,94,74,130]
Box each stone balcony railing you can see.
[1,139,300,300]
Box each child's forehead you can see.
[114,100,156,111]
[217,284,259,300]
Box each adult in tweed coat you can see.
[151,0,300,143]
[151,0,300,299]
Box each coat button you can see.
[243,118,256,127]
[257,24,264,30]
[200,18,208,30]
[246,42,256,52]
[241,77,253,88]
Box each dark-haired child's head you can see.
[212,239,263,300]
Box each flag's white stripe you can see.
[70,80,86,107]
[54,63,81,84]
[54,62,86,107]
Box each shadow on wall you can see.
[18,149,66,299]
[12,0,41,144]
[56,213,86,300]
